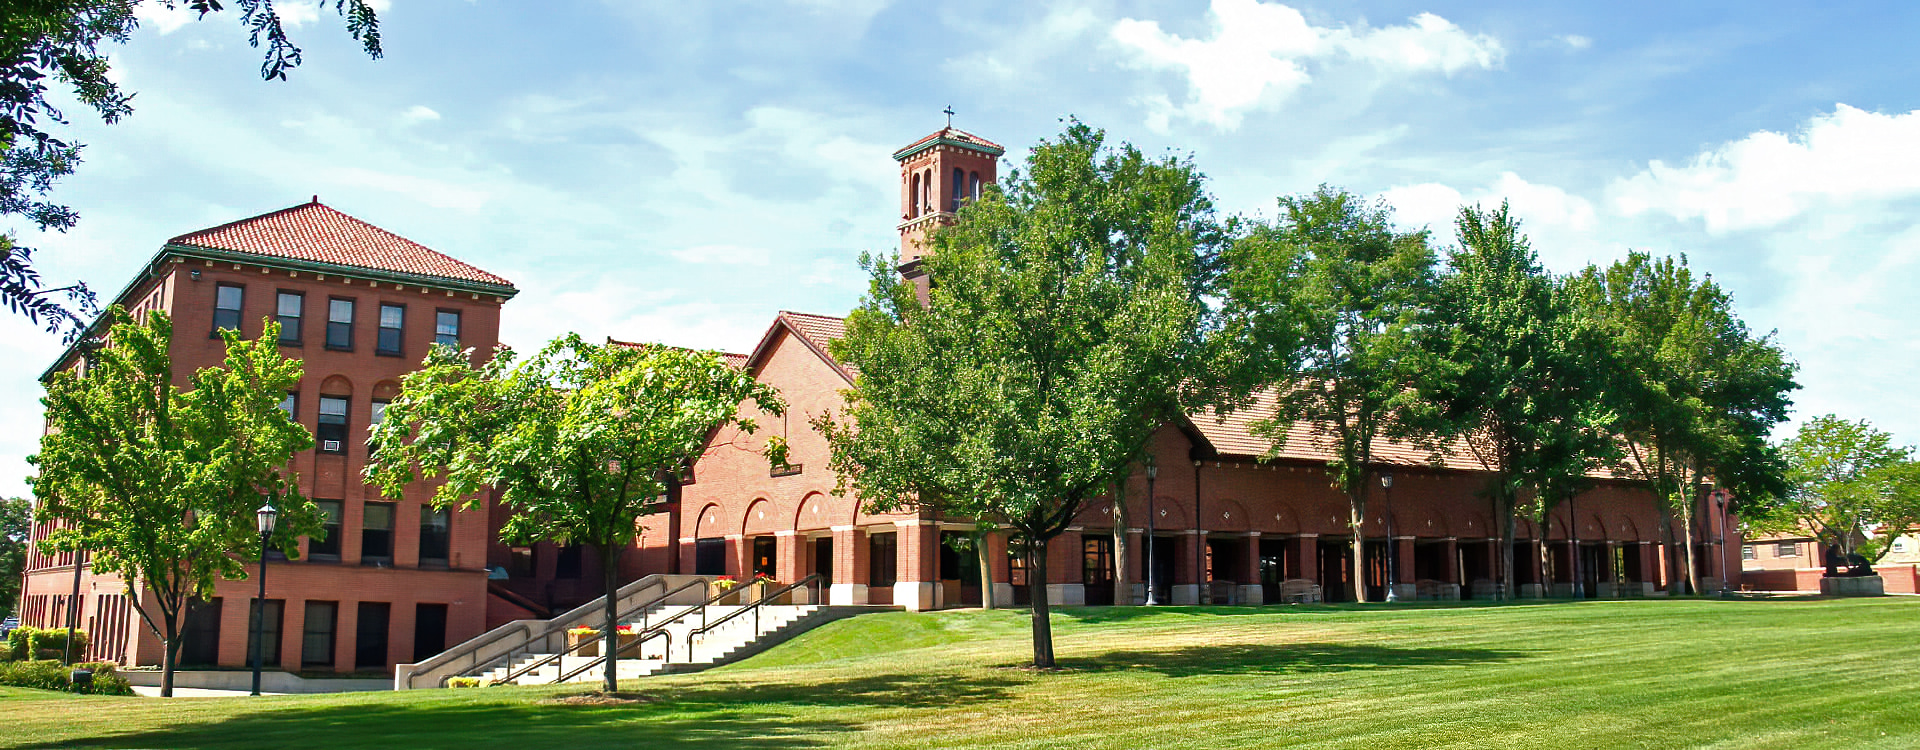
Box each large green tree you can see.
[0,496,28,618]
[1413,203,1616,599]
[3,0,381,337]
[30,308,319,696]
[819,122,1216,667]
[365,335,786,693]
[1219,186,1433,603]
[1570,253,1796,594]
[1748,415,1920,563]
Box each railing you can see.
[687,574,824,661]
[492,576,722,686]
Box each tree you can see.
[1748,415,1920,563]
[1569,253,1796,594]
[365,335,786,694]
[819,122,1216,667]
[0,496,29,618]
[1413,203,1615,600]
[1219,186,1433,603]
[2,0,382,338]
[29,308,319,696]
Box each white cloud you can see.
[1556,34,1592,51]
[402,105,441,123]
[1610,104,1920,234]
[133,3,200,35]
[1110,0,1503,130]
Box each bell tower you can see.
[892,119,1004,301]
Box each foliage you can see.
[1746,415,1920,562]
[5,626,86,661]
[28,307,319,696]
[0,497,26,618]
[1568,252,1796,593]
[1411,203,1617,597]
[366,334,785,693]
[1,0,382,338]
[0,659,131,695]
[444,675,490,688]
[819,120,1217,666]
[1217,185,1433,603]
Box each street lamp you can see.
[249,502,278,696]
[1143,458,1159,606]
[1381,472,1398,604]
[1714,488,1731,597]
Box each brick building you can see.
[628,126,1746,610]
[17,200,516,673]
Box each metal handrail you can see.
[543,576,821,686]
[496,577,745,686]
[689,574,824,647]
[489,577,713,686]
[481,576,674,679]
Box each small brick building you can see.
[18,200,516,673]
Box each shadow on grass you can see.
[12,671,1024,750]
[1054,600,1618,624]
[1061,642,1524,677]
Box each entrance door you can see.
[751,536,777,580]
[412,603,447,662]
[1363,539,1389,602]
[813,537,833,583]
[1083,534,1115,606]
[939,531,982,607]
[1318,540,1353,602]
[1146,535,1175,603]
[695,537,727,576]
[1258,538,1289,603]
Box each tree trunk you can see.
[601,543,622,694]
[1659,504,1684,595]
[1028,535,1055,668]
[976,528,996,610]
[1680,500,1700,596]
[1112,480,1131,607]
[161,614,180,699]
[1499,495,1516,603]
[1350,500,1368,604]
[1537,535,1552,598]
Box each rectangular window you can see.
[1777,542,1798,558]
[1741,545,1757,561]
[435,310,461,348]
[247,599,284,667]
[370,400,388,431]
[278,393,297,419]
[180,598,223,666]
[213,284,244,333]
[694,538,726,576]
[507,546,536,578]
[355,602,391,669]
[276,292,303,344]
[869,532,897,589]
[419,506,450,567]
[310,500,342,559]
[301,601,337,667]
[362,502,395,565]
[326,298,355,350]
[377,304,405,356]
[317,396,348,454]
[556,544,583,579]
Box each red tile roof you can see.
[168,199,514,289]
[606,337,747,369]
[892,127,1006,160]
[771,311,855,382]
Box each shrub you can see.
[5,626,33,661]
[6,627,90,662]
[0,659,134,695]
[445,676,492,688]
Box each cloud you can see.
[1556,34,1592,51]
[1610,104,1920,234]
[402,105,441,123]
[133,3,200,35]
[1110,0,1503,130]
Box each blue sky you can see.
[4,0,1918,496]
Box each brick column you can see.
[774,531,806,603]
[727,534,747,578]
[986,531,1014,607]
[830,526,868,605]
[896,520,938,611]
[1293,534,1318,583]
[1173,531,1202,605]
[1241,532,1264,604]
[1048,530,1084,606]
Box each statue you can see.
[1824,544,1843,577]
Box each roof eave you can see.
[164,243,520,299]
[891,135,1006,162]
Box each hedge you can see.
[6,627,89,662]
[0,660,134,695]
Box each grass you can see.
[1,597,1917,748]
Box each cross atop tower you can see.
[943,105,955,127]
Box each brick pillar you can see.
[1173,531,1202,604]
[1124,528,1145,605]
[774,531,805,602]
[1241,532,1264,604]
[896,520,937,611]
[1293,534,1318,583]
[677,533,697,575]
[1440,538,1459,583]
[727,534,747,578]
[986,531,1013,607]
[1048,530,1084,606]
[281,599,306,671]
[830,526,868,605]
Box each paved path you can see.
[131,686,285,697]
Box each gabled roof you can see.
[605,337,748,369]
[167,199,515,291]
[892,127,1006,161]
[1187,390,1460,470]
[744,311,854,383]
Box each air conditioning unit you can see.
[322,440,342,452]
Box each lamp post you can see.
[1381,471,1398,604]
[1144,458,1159,606]
[249,502,278,696]
[1714,488,1730,597]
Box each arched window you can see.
[970,171,982,200]
[909,172,921,217]
[922,169,933,215]
[951,167,965,211]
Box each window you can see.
[507,546,537,578]
[377,304,404,356]
[317,396,348,454]
[1777,542,1798,558]
[247,599,284,667]
[278,393,297,420]
[213,285,244,333]
[180,598,222,666]
[694,538,726,576]
[1741,545,1757,560]
[355,602,391,669]
[412,603,448,662]
[556,543,583,579]
[434,310,461,348]
[302,601,337,667]
[310,500,342,559]
[326,298,355,350]
[370,400,388,429]
[276,292,303,344]
[1894,539,1910,554]
[951,167,965,211]
[970,171,982,199]
[362,502,395,565]
[752,537,776,579]
[419,506,450,567]
[869,532,897,589]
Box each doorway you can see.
[1082,534,1115,606]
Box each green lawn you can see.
[2,597,1917,749]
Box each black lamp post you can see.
[1144,458,1159,606]
[249,502,278,696]
[1714,488,1730,596]
[1381,471,1398,604]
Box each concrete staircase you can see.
[481,604,825,685]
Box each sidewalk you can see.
[130,686,286,698]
